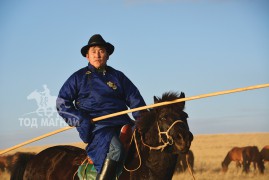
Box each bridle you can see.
[141,120,185,151]
[124,119,195,179]
[124,120,184,172]
[124,119,185,172]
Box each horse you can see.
[221,146,264,174]
[11,91,193,180]
[0,152,35,177]
[260,145,269,163]
[0,154,13,175]
[174,150,194,174]
[10,146,86,180]
[120,92,193,179]
[248,146,265,173]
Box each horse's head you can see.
[252,146,265,174]
[136,92,193,154]
[221,161,228,172]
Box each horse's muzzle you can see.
[174,130,193,154]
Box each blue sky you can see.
[0,0,268,149]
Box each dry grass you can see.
[1,133,268,180]
[173,132,269,180]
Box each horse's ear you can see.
[153,96,159,103]
[179,92,185,110]
[180,92,185,98]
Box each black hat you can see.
[81,34,114,57]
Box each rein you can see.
[186,153,196,180]
[73,158,88,180]
[124,128,142,172]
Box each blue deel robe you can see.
[56,63,146,173]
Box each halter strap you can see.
[124,120,195,180]
[141,120,184,151]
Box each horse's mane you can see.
[135,109,156,134]
[156,91,184,102]
[45,145,85,154]
[155,91,186,112]
[136,91,187,134]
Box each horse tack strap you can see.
[73,158,88,180]
[141,120,184,152]
[124,128,142,172]
[157,120,184,145]
[124,120,184,173]
[141,138,168,151]
[186,153,196,180]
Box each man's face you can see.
[86,46,108,69]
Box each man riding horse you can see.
[56,34,146,179]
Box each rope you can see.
[1,83,268,155]
[73,157,88,180]
[141,120,183,151]
[123,129,142,172]
[186,153,195,180]
[124,119,194,180]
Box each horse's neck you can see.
[146,152,177,179]
[136,130,177,178]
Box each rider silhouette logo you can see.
[26,84,57,117]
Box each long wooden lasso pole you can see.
[0,83,268,155]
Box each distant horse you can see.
[0,154,12,175]
[174,150,194,174]
[0,152,35,177]
[249,146,265,173]
[221,146,264,174]
[0,156,7,172]
[260,145,269,163]
[11,92,193,180]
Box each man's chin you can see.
[92,63,104,69]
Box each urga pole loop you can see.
[1,83,268,155]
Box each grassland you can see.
[1,133,268,180]
[173,132,269,180]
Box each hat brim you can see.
[81,42,114,57]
